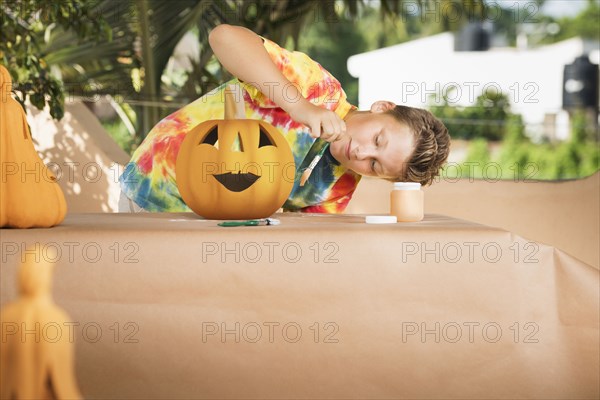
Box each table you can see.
[1,213,598,399]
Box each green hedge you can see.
[440,113,599,181]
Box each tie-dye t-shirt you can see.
[119,37,361,213]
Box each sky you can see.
[483,0,592,18]
[539,0,595,17]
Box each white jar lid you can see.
[365,215,398,224]
[393,182,421,190]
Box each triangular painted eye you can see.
[259,127,275,148]
[230,132,244,152]
[201,126,219,149]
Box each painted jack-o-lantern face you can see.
[176,119,295,220]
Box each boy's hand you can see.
[288,100,347,142]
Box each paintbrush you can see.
[299,142,329,187]
[218,218,280,227]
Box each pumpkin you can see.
[175,85,295,219]
[0,65,67,228]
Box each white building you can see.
[348,33,599,141]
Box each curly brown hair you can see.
[386,105,450,186]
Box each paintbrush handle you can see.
[306,154,322,170]
[306,142,329,170]
[299,142,329,187]
[218,218,280,227]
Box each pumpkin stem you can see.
[224,84,246,120]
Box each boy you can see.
[118,24,450,213]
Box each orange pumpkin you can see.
[0,65,67,228]
[176,118,295,220]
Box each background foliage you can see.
[443,110,599,181]
[429,88,513,141]
[1,0,598,179]
[1,0,111,119]
[1,0,485,136]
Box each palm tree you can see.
[7,0,486,141]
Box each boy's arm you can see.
[208,24,346,142]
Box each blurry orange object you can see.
[0,65,67,228]
[0,246,82,399]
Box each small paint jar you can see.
[390,182,424,222]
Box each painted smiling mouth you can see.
[213,171,261,192]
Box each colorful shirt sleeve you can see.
[240,37,354,119]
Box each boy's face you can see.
[330,101,415,179]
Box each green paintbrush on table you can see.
[218,218,280,227]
